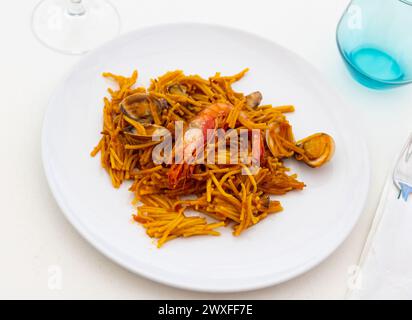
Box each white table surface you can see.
[1,0,411,299]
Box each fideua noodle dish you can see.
[91,69,335,248]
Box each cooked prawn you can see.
[168,103,233,187]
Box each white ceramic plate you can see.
[42,23,369,292]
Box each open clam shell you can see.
[246,91,263,108]
[120,93,168,123]
[295,133,335,168]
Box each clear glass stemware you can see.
[32,0,121,55]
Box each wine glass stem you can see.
[67,0,86,16]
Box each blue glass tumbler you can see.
[337,0,412,89]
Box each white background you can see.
[1,0,411,299]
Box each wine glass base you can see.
[31,0,121,55]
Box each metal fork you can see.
[393,134,412,201]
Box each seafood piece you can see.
[167,102,266,187]
[168,103,233,187]
[246,91,263,108]
[120,93,167,124]
[266,121,297,158]
[295,133,335,168]
[189,103,231,137]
